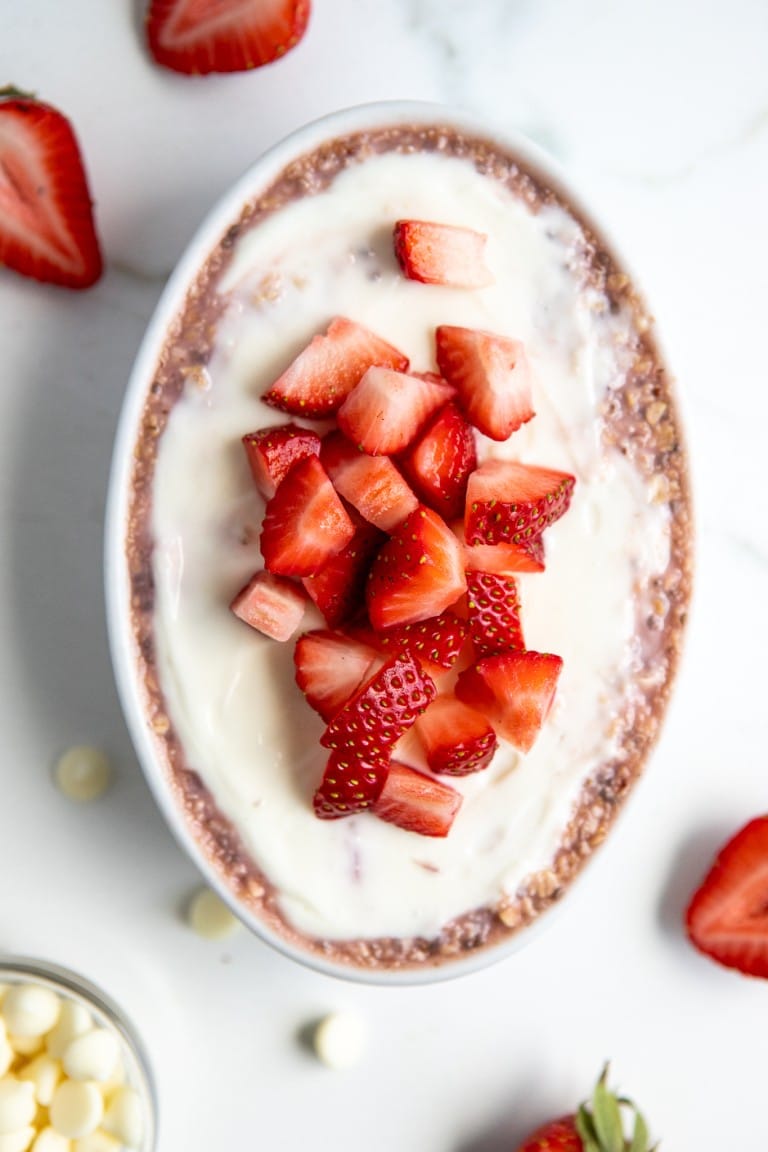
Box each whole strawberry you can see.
[516,1067,656,1152]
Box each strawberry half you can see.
[337,367,454,456]
[320,653,436,757]
[301,513,384,627]
[373,762,462,837]
[465,459,575,547]
[230,570,306,641]
[260,455,354,576]
[242,423,321,499]
[465,570,525,657]
[436,325,534,441]
[455,651,562,753]
[146,0,310,74]
[263,317,408,417]
[393,220,492,288]
[685,815,768,979]
[0,87,102,289]
[321,431,418,531]
[398,401,477,521]
[366,505,467,630]
[369,610,467,674]
[313,750,390,819]
[415,694,497,776]
[294,629,379,723]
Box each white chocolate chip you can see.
[9,1036,44,1058]
[187,886,241,939]
[2,986,61,1038]
[0,1041,13,1077]
[0,1079,37,1133]
[62,1032,119,1084]
[45,1004,90,1062]
[102,1085,143,1149]
[55,747,111,802]
[0,1127,35,1152]
[72,1132,119,1152]
[312,1012,366,1070]
[30,1129,70,1152]
[18,1055,63,1106]
[49,1082,103,1140]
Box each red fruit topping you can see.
[685,815,768,979]
[399,401,477,521]
[337,367,454,456]
[515,1116,581,1152]
[320,653,436,756]
[436,325,534,441]
[241,423,321,499]
[313,750,389,819]
[263,317,408,417]
[294,629,379,723]
[260,456,355,576]
[465,570,525,657]
[465,458,575,547]
[373,611,467,673]
[393,220,493,289]
[321,431,418,531]
[0,88,102,288]
[366,506,467,630]
[415,694,497,776]
[373,762,462,837]
[230,570,306,642]
[464,540,545,575]
[301,513,385,627]
[455,651,562,753]
[146,0,310,74]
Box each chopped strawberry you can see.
[0,87,102,289]
[464,540,545,575]
[301,513,384,627]
[455,651,562,753]
[313,750,390,819]
[230,570,306,642]
[321,431,418,531]
[371,611,467,674]
[685,815,768,979]
[435,325,534,441]
[373,762,462,837]
[415,694,497,776]
[241,423,321,499]
[337,366,454,455]
[465,459,575,547]
[294,629,380,722]
[393,220,493,289]
[398,401,477,521]
[366,506,467,629]
[146,0,310,74]
[465,570,525,657]
[260,456,355,576]
[321,653,436,757]
[263,317,408,417]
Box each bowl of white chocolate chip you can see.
[0,957,155,1152]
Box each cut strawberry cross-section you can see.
[436,325,534,441]
[337,366,454,456]
[260,455,355,576]
[230,570,306,642]
[393,220,493,289]
[464,540,545,575]
[465,459,575,547]
[294,629,380,723]
[465,570,525,657]
[321,430,418,532]
[263,317,408,417]
[399,400,477,522]
[373,762,462,837]
[415,694,497,776]
[313,750,390,819]
[241,423,321,499]
[455,651,563,753]
[321,653,436,758]
[371,610,468,675]
[301,511,384,627]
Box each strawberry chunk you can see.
[241,423,321,499]
[294,630,380,723]
[686,816,768,979]
[465,571,525,657]
[465,459,575,547]
[321,653,436,758]
[146,0,310,74]
[263,317,408,417]
[337,367,454,456]
[464,540,545,575]
[321,431,418,531]
[373,762,462,837]
[230,570,306,642]
[398,401,477,522]
[313,750,390,819]
[260,456,355,576]
[436,325,534,441]
[366,506,467,630]
[371,611,468,674]
[455,651,563,753]
[393,220,493,289]
[301,513,385,627]
[415,694,497,776]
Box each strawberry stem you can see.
[0,84,37,102]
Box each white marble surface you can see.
[1,1,767,1148]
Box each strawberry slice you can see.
[455,651,563,753]
[465,570,525,657]
[230,570,306,641]
[415,694,497,776]
[465,459,575,547]
[0,87,102,288]
[321,431,418,531]
[371,611,468,674]
[464,540,545,575]
[146,0,310,74]
[301,513,385,627]
[366,506,467,630]
[435,325,534,441]
[373,762,462,837]
[313,750,390,819]
[393,220,493,289]
[398,401,477,522]
[294,629,379,722]
[321,653,436,757]
[685,816,768,979]
[242,423,321,499]
[337,367,454,455]
[263,317,408,417]
[260,456,355,576]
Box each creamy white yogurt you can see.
[151,151,669,941]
